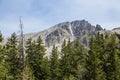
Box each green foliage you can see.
[63,74,77,80]
[5,33,21,79]
[0,31,120,80]
[103,34,120,80]
[61,39,74,79]
[0,33,7,79]
[0,32,3,42]
[26,36,50,80]
[85,33,106,80]
[73,38,87,79]
[61,39,87,80]
[50,45,61,80]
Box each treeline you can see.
[0,32,120,80]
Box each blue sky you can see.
[0,0,120,36]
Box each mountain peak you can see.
[2,20,105,55]
[95,24,103,31]
[42,20,103,47]
[22,20,103,48]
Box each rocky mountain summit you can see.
[3,19,120,55]
[22,20,103,54]
[24,20,103,46]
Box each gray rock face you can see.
[95,24,103,31]
[113,27,120,30]
[2,20,105,55]
[45,28,68,47]
[71,20,99,37]
[43,20,102,47]
[23,20,103,48]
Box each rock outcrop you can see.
[3,19,120,55]
[26,20,102,46]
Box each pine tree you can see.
[35,36,50,80]
[0,32,7,79]
[50,45,60,80]
[5,33,21,79]
[103,34,120,80]
[61,39,77,80]
[85,33,106,80]
[41,57,50,80]
[73,38,87,80]
[60,38,86,80]
[26,36,50,80]
[0,32,3,42]
[26,37,35,80]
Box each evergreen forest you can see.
[0,32,120,80]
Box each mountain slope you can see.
[24,20,103,46]
[21,20,103,55]
[3,19,120,55]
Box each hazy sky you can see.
[0,0,120,36]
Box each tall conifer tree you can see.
[104,34,120,80]
[0,32,7,79]
[85,33,106,80]
[26,36,50,80]
[50,45,60,80]
[5,33,21,79]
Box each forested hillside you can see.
[0,32,120,80]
